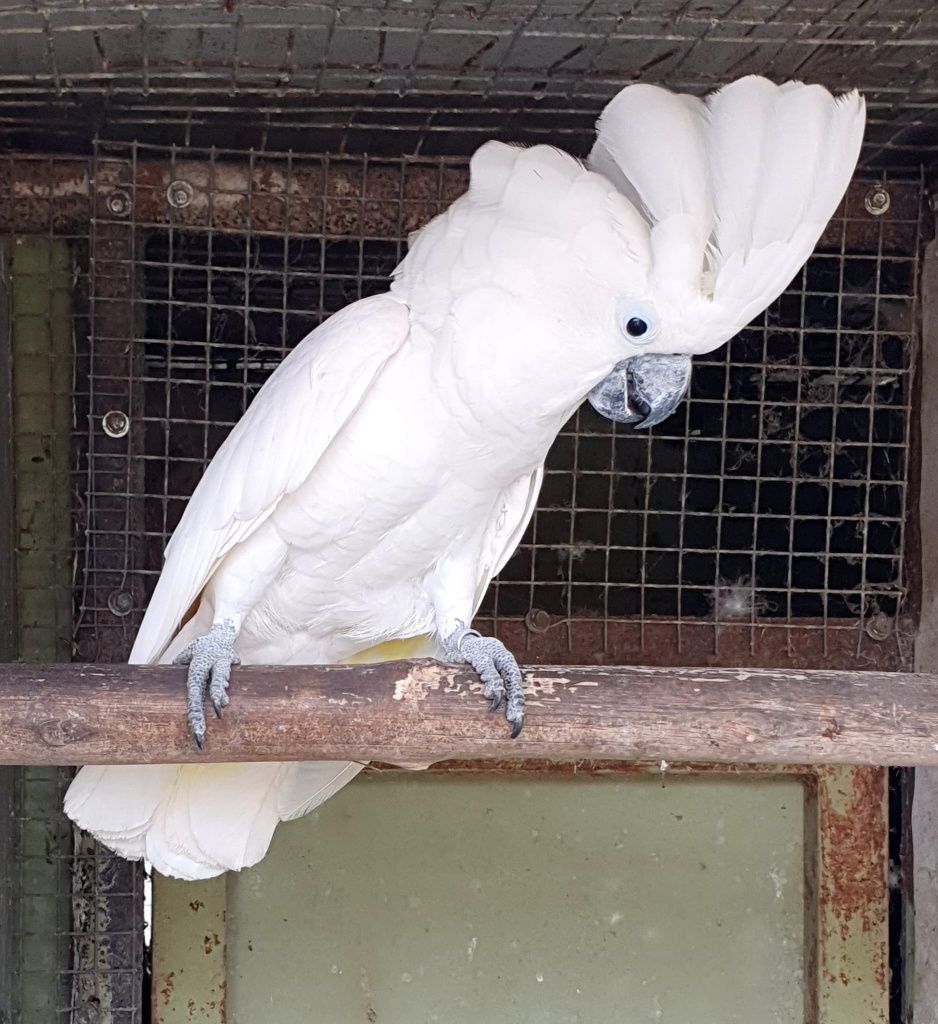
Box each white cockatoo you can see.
[65,75,865,879]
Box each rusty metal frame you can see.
[152,760,889,1024]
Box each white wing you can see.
[130,293,412,664]
[589,75,865,352]
[471,465,544,616]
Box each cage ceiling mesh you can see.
[63,141,921,675]
[0,0,935,166]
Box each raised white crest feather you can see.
[588,74,865,351]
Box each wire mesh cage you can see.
[74,142,923,677]
[0,2,934,1023]
[0,0,936,165]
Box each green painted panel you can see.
[224,773,805,1024]
[5,236,74,1023]
[10,235,73,665]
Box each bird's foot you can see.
[444,626,525,738]
[173,620,241,749]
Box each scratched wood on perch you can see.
[1,661,937,766]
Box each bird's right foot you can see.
[173,620,241,749]
[443,626,526,737]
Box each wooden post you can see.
[2,661,938,767]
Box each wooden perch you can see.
[1,661,938,767]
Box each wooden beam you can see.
[2,661,938,767]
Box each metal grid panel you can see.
[7,768,71,1022]
[0,1,934,166]
[486,183,921,670]
[0,153,146,1024]
[77,140,921,674]
[8,768,146,1024]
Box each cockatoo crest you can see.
[588,75,865,353]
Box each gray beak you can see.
[587,353,692,429]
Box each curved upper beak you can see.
[587,353,692,429]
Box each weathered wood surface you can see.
[2,661,938,766]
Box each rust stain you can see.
[158,970,175,1006]
[203,931,221,954]
[818,765,887,936]
[128,157,468,241]
[485,614,910,672]
[0,159,91,232]
[817,765,889,994]
[189,899,204,912]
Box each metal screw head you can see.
[106,189,132,217]
[167,179,194,209]
[864,185,891,217]
[107,590,134,617]
[865,611,894,641]
[101,409,130,438]
[525,608,552,633]
[74,1003,101,1024]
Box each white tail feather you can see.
[63,763,178,837]
[277,761,366,821]
[66,761,363,880]
[162,763,286,871]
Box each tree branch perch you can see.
[1,661,937,767]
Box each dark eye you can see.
[616,299,658,345]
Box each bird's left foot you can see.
[444,627,525,737]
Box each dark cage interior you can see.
[0,1,936,1023]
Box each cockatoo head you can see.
[579,74,865,429]
[522,210,697,429]
[395,76,862,433]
